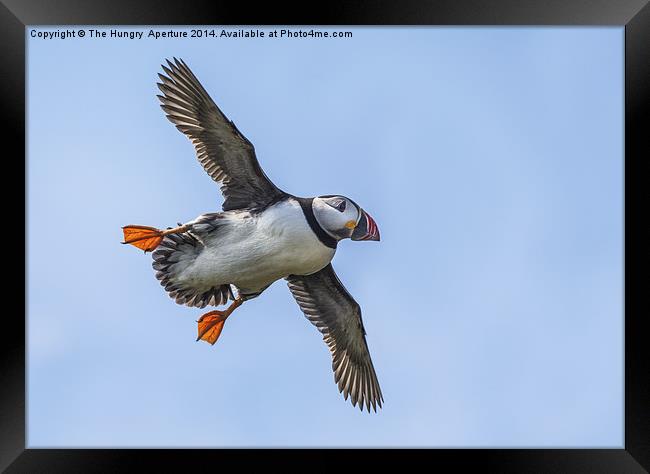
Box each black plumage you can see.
[157,58,288,212]
[287,265,383,412]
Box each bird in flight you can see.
[122,58,383,412]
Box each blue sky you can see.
[27,26,623,447]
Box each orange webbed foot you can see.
[196,311,228,345]
[195,298,243,346]
[121,225,164,252]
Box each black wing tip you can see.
[164,56,186,74]
[159,57,197,83]
[350,396,382,413]
[340,369,383,413]
[160,63,174,78]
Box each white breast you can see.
[257,199,336,274]
[179,199,336,294]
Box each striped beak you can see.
[351,209,380,241]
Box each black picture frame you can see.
[4,1,649,471]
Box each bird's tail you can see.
[122,213,234,308]
[152,232,235,308]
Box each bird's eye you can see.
[324,197,347,212]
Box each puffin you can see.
[122,58,383,412]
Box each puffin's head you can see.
[312,195,380,242]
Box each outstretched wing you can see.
[156,58,286,211]
[286,264,383,412]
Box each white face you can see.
[312,196,361,240]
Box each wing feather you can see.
[157,58,285,211]
[286,264,383,412]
